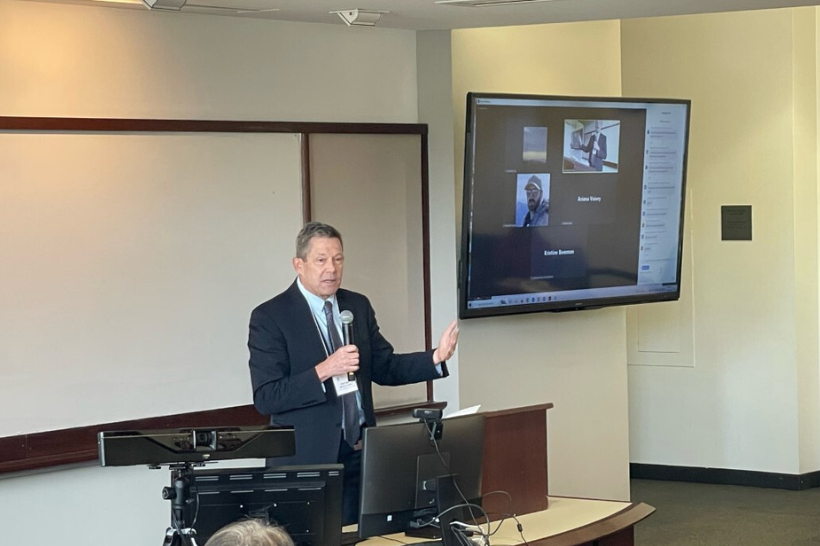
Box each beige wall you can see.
[417,30,462,412]
[6,5,820,545]
[793,8,820,475]
[0,1,424,544]
[452,20,631,501]
[452,5,820,491]
[0,0,419,121]
[623,8,820,474]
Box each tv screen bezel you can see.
[458,92,691,319]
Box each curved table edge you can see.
[530,501,655,546]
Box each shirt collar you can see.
[296,277,337,320]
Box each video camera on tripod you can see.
[98,425,298,546]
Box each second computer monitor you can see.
[358,413,485,539]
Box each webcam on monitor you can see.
[412,408,443,421]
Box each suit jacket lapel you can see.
[285,280,331,360]
[336,290,358,338]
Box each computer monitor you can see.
[184,464,343,546]
[358,414,485,541]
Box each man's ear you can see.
[292,256,303,275]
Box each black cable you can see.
[437,502,487,521]
[439,503,490,546]
[170,509,196,546]
[510,514,528,546]
[190,491,201,529]
[450,526,474,546]
[479,489,530,545]
[483,512,528,545]
[481,490,513,508]
[429,432,485,532]
[479,490,514,537]
[412,517,440,529]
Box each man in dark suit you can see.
[579,120,607,171]
[248,222,458,525]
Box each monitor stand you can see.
[405,475,462,546]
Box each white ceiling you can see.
[26,0,820,30]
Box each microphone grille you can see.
[339,310,354,325]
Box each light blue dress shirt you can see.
[296,277,366,427]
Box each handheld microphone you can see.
[340,310,355,382]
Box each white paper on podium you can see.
[445,405,480,418]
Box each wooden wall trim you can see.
[300,132,312,223]
[421,133,435,401]
[630,462,820,491]
[0,401,447,476]
[0,117,427,135]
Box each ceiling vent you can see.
[142,0,187,10]
[435,0,557,7]
[142,0,279,14]
[330,9,389,26]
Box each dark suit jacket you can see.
[248,281,447,465]
[581,132,608,171]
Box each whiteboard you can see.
[309,134,428,410]
[0,132,303,436]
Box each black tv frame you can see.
[459,92,691,319]
[358,414,485,540]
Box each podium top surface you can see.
[356,497,653,546]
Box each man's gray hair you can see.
[296,222,343,260]
[204,519,295,546]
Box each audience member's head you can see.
[204,519,295,546]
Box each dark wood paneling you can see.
[0,401,446,475]
[421,133,434,401]
[0,436,26,464]
[0,405,266,474]
[599,526,634,546]
[0,117,427,135]
[631,462,820,491]
[301,132,312,223]
[481,403,553,517]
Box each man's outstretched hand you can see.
[433,320,459,365]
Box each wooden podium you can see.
[480,403,553,517]
[474,403,653,546]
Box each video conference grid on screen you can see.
[461,94,690,317]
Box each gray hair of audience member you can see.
[204,519,295,546]
[295,222,344,260]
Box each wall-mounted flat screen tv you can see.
[459,93,691,318]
